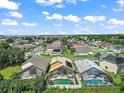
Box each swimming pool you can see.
[84,79,102,85]
[53,79,72,85]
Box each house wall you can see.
[20,66,43,79]
[118,64,124,72]
[48,85,82,89]
[81,68,111,85]
[100,61,117,74]
[50,66,74,78]
[46,49,53,54]
[22,62,32,69]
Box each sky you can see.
[0,0,124,35]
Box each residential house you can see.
[14,38,30,45]
[48,57,81,89]
[0,39,6,41]
[33,39,44,45]
[46,40,63,55]
[75,59,111,85]
[14,44,35,49]
[100,55,124,74]
[18,56,49,79]
[95,41,112,48]
[71,43,91,55]
[69,40,84,44]
[119,47,124,52]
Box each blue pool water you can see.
[84,79,102,85]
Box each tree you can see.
[0,41,25,68]
[95,52,101,61]
[61,37,68,45]
[0,76,46,93]
[0,73,4,81]
[0,41,10,49]
[6,38,14,43]
[118,72,124,91]
[33,77,45,93]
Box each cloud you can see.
[0,32,4,35]
[117,0,124,7]
[8,11,23,18]
[81,0,88,2]
[36,0,46,4]
[113,0,124,12]
[73,27,92,34]
[8,29,29,35]
[55,4,65,8]
[101,5,107,8]
[42,11,49,15]
[36,0,62,6]
[64,15,81,23]
[46,13,63,21]
[73,30,80,34]
[42,12,81,23]
[81,28,91,33]
[75,23,80,26]
[40,31,49,35]
[54,24,63,27]
[67,0,76,4]
[113,8,122,12]
[1,19,18,26]
[58,31,67,35]
[108,18,124,26]
[84,16,106,23]
[106,25,117,29]
[0,0,19,10]
[21,22,38,26]
[36,0,79,6]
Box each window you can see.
[66,61,73,68]
[29,67,37,75]
[105,66,108,69]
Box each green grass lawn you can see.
[64,45,72,56]
[106,71,121,85]
[21,86,123,93]
[42,86,123,93]
[0,66,21,80]
[39,53,97,59]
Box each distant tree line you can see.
[86,34,124,45]
[45,37,59,44]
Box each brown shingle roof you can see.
[96,42,112,47]
[72,43,86,48]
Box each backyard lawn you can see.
[0,66,21,79]
[39,53,97,59]
[64,45,72,56]
[106,71,121,85]
[42,86,123,93]
[22,87,123,93]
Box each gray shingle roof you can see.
[103,55,124,64]
[47,40,62,49]
[23,56,50,72]
[75,47,90,54]
[75,59,103,74]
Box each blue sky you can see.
[0,0,124,35]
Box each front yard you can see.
[0,66,21,80]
